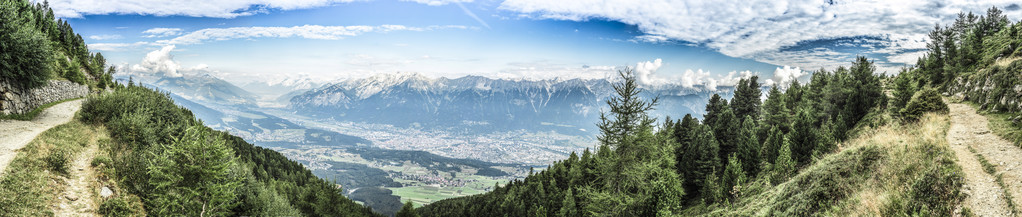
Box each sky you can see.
[47,0,1022,88]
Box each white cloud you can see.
[499,0,1022,72]
[635,58,663,85]
[130,45,184,77]
[764,65,808,87]
[142,28,183,38]
[495,61,619,81]
[679,69,756,91]
[156,25,466,45]
[42,0,360,18]
[89,34,122,40]
[403,0,473,6]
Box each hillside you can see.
[410,6,1021,217]
[0,0,383,215]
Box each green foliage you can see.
[0,0,53,89]
[731,76,762,120]
[700,167,722,204]
[98,198,135,217]
[901,87,949,122]
[890,68,917,115]
[45,145,73,175]
[759,126,784,167]
[789,106,821,165]
[91,154,112,167]
[737,116,760,176]
[761,85,791,135]
[721,154,747,202]
[145,126,242,216]
[397,201,419,217]
[771,137,796,185]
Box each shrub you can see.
[91,155,112,167]
[98,198,133,217]
[46,146,72,175]
[900,87,949,122]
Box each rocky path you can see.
[53,143,99,216]
[0,99,83,177]
[949,102,1022,216]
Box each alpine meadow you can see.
[2,0,1022,216]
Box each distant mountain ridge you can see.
[289,72,730,134]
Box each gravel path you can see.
[53,143,99,216]
[949,102,1022,216]
[0,99,83,177]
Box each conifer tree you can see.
[731,76,762,120]
[714,108,740,166]
[789,106,820,165]
[701,167,722,204]
[759,126,784,166]
[703,94,728,126]
[559,190,578,217]
[737,116,760,176]
[397,201,418,217]
[684,124,720,199]
[721,154,747,202]
[772,136,796,185]
[761,84,791,134]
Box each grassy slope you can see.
[689,113,963,216]
[0,121,141,215]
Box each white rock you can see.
[100,186,113,198]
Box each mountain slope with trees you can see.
[412,55,964,216]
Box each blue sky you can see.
[48,0,1022,88]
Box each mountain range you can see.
[289,72,730,135]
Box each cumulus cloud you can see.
[88,34,122,40]
[156,25,466,45]
[142,28,183,38]
[679,69,756,91]
[635,58,663,85]
[764,66,808,87]
[499,0,1022,73]
[130,45,184,77]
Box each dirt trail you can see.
[949,102,1022,216]
[0,99,83,176]
[53,143,99,216]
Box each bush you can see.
[91,155,112,167]
[46,146,72,174]
[98,198,133,217]
[900,87,949,122]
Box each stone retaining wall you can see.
[0,79,89,115]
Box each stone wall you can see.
[0,79,89,115]
[948,59,1022,113]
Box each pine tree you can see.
[772,137,797,185]
[789,106,820,165]
[684,124,720,199]
[761,84,791,134]
[784,80,803,112]
[731,76,762,120]
[737,116,760,176]
[714,108,740,166]
[703,94,728,126]
[701,167,722,204]
[397,201,418,217]
[721,154,747,202]
[759,126,784,166]
[890,68,917,115]
[559,189,578,217]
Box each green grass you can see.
[0,121,92,216]
[0,97,82,121]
